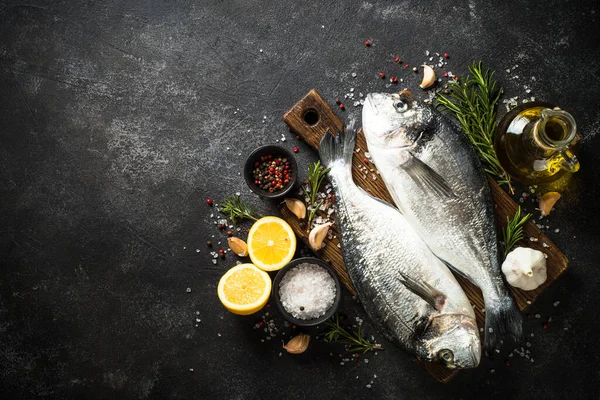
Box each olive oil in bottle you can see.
[495,102,579,185]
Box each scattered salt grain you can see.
[186,288,192,293]
[553,301,560,307]
[279,263,336,320]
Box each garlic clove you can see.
[283,333,310,354]
[539,192,561,216]
[308,223,332,251]
[419,65,436,89]
[284,198,306,219]
[227,237,248,257]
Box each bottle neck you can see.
[533,108,577,150]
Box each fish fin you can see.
[483,293,523,351]
[402,152,456,198]
[398,272,446,311]
[318,119,357,168]
[441,259,476,283]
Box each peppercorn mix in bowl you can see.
[244,145,298,199]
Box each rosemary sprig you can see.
[436,61,514,194]
[219,195,259,224]
[502,206,532,258]
[324,314,382,353]
[305,160,330,228]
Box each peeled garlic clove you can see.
[284,198,306,219]
[501,247,547,291]
[539,192,561,216]
[308,222,332,251]
[283,333,310,354]
[227,237,248,257]
[419,65,436,89]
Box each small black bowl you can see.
[271,257,342,327]
[244,145,298,199]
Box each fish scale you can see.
[362,91,523,350]
[319,124,481,369]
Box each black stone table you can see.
[1,1,599,398]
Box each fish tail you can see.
[318,119,357,169]
[484,293,523,351]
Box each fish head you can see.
[420,314,481,369]
[362,91,433,149]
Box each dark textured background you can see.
[1,0,599,399]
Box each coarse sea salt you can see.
[279,263,336,320]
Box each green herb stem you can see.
[502,206,532,258]
[305,159,330,228]
[324,314,382,353]
[219,195,259,224]
[436,61,514,194]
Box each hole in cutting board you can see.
[302,109,319,126]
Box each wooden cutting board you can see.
[280,89,569,383]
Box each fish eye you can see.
[395,101,408,112]
[391,94,410,113]
[438,349,454,363]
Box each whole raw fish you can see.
[362,90,522,349]
[318,122,480,368]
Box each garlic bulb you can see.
[501,247,547,291]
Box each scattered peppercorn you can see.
[206,198,213,206]
[339,103,345,110]
[219,223,226,230]
[443,71,448,77]
[379,72,385,79]
[403,63,409,68]
[363,158,368,163]
[335,97,341,105]
[227,231,233,237]
[393,55,401,63]
[453,76,460,81]
[444,52,449,58]
[295,135,300,140]
[390,76,398,83]
[207,241,212,247]
[293,147,299,153]
[364,40,371,46]
[252,154,293,193]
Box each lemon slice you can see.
[247,216,297,271]
[217,263,271,315]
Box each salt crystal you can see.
[189,368,194,372]
[554,228,560,233]
[489,327,494,333]
[196,249,200,253]
[279,263,336,320]
[535,314,541,318]
[217,333,221,337]
[186,288,192,293]
[212,260,217,264]
[553,301,560,307]
[352,72,357,78]
[364,359,369,364]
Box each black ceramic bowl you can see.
[271,257,342,327]
[244,145,298,199]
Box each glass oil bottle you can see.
[495,102,580,185]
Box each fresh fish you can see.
[362,90,522,349]
[318,122,481,369]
